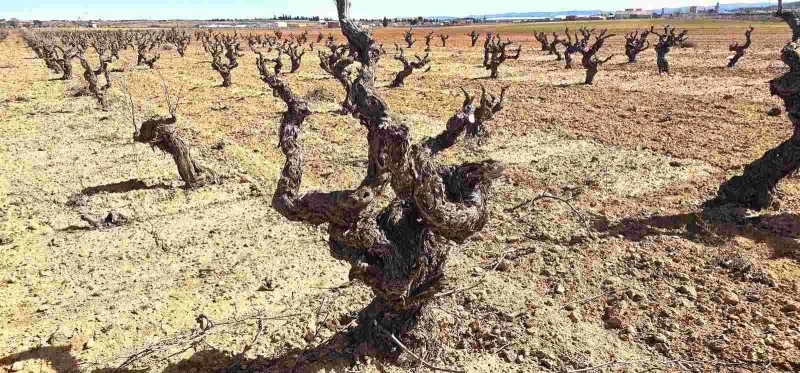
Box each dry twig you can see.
[507,194,594,239]
[375,322,466,373]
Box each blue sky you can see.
[0,0,774,20]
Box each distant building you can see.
[327,21,339,28]
[616,8,652,19]
[689,6,698,14]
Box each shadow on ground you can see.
[597,207,800,259]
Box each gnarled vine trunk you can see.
[134,115,215,188]
[263,0,506,357]
[710,8,800,209]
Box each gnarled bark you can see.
[264,0,506,356]
[710,7,800,209]
[653,25,688,74]
[624,26,653,63]
[728,26,754,68]
[468,30,480,47]
[578,29,615,84]
[282,40,305,73]
[390,48,430,88]
[549,32,562,61]
[318,41,355,113]
[208,31,241,87]
[439,33,449,47]
[131,30,162,69]
[166,28,191,57]
[423,31,434,52]
[533,30,549,52]
[76,51,109,111]
[560,27,583,69]
[403,27,416,48]
[134,115,216,188]
[483,34,522,79]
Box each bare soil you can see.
[1,19,799,372]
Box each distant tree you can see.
[8,18,19,28]
[382,17,389,27]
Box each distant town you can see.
[0,1,791,29]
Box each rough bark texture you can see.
[560,27,583,69]
[469,30,480,47]
[390,48,430,88]
[318,40,355,114]
[710,7,800,209]
[132,30,162,69]
[76,52,109,111]
[728,26,754,68]
[482,34,522,79]
[578,29,615,84]
[264,0,506,355]
[549,33,562,61]
[624,26,653,63]
[208,31,241,87]
[403,27,416,48]
[166,28,191,57]
[534,30,549,52]
[423,31,434,52]
[282,40,305,73]
[653,25,688,74]
[133,115,216,188]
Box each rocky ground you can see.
[1,18,799,373]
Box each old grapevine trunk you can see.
[265,0,506,353]
[134,115,214,188]
[710,10,800,209]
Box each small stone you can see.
[709,341,726,352]
[501,349,516,363]
[723,94,734,100]
[767,106,782,116]
[540,269,552,276]
[728,314,740,321]
[540,359,554,369]
[765,336,776,346]
[722,292,740,305]
[84,338,96,350]
[652,334,668,344]
[564,304,575,311]
[782,301,799,312]
[515,355,524,364]
[746,294,760,303]
[554,284,565,295]
[677,285,697,298]
[11,361,24,371]
[568,311,580,322]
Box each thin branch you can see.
[506,194,594,239]
[375,322,466,373]
[435,250,510,299]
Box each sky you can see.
[0,0,777,21]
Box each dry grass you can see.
[1,19,799,372]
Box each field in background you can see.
[1,19,800,372]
